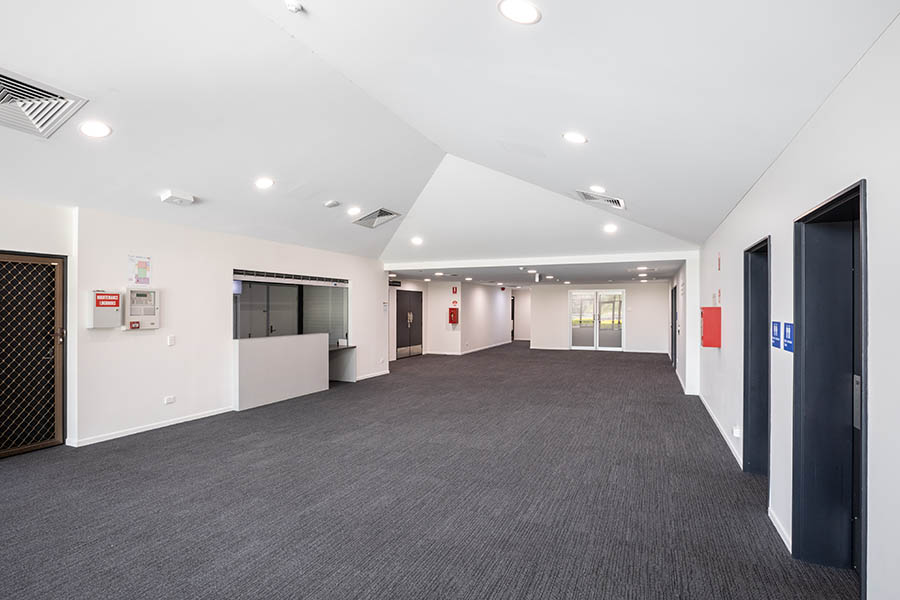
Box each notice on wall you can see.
[772,321,781,349]
[128,255,152,286]
[783,323,794,352]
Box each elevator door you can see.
[0,253,65,458]
[396,290,423,359]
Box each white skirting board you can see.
[768,506,792,552]
[529,346,569,351]
[356,369,389,381]
[66,406,233,447]
[461,340,511,355]
[697,393,742,468]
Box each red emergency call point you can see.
[448,307,459,324]
[129,321,141,330]
[700,307,721,347]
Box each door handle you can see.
[269,325,275,334]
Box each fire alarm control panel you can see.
[88,291,122,328]
[123,288,160,330]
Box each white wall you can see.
[529,282,671,353]
[424,280,461,355]
[698,18,900,597]
[388,279,428,361]
[460,283,512,353]
[513,288,532,341]
[1,203,390,446]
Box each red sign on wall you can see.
[452,286,458,294]
[95,293,120,308]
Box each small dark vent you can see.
[0,68,87,138]
[574,190,626,210]
[353,208,401,229]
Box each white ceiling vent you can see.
[575,189,626,211]
[353,208,402,229]
[0,68,87,138]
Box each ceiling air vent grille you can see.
[353,208,402,229]
[575,190,626,210]
[0,68,87,138]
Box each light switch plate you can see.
[167,335,176,346]
[163,395,176,405]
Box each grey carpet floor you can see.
[0,342,858,599]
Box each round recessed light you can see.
[79,120,112,138]
[563,131,588,144]
[255,177,275,190]
[424,278,431,282]
[347,206,361,216]
[590,185,606,194]
[564,281,571,284]
[323,199,340,208]
[546,275,554,279]
[527,269,537,274]
[640,279,648,283]
[465,277,473,281]
[388,273,397,277]
[636,266,648,271]
[498,0,542,25]
[518,266,524,270]
[434,272,444,276]
[497,282,504,286]
[603,223,618,234]
[411,236,423,246]
[639,273,648,278]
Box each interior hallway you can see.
[0,343,857,599]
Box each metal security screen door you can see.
[0,253,65,458]
[569,290,624,351]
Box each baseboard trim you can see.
[356,369,389,381]
[462,340,511,355]
[424,351,462,356]
[513,337,531,342]
[67,406,233,448]
[675,369,685,392]
[768,506,792,552]
[697,392,742,468]
[530,346,568,351]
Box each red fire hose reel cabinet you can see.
[448,307,459,324]
[701,307,721,348]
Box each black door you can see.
[1,253,65,458]
[743,238,770,476]
[793,181,866,583]
[396,290,422,359]
[670,286,677,368]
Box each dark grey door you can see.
[793,181,866,583]
[743,238,770,476]
[670,286,677,368]
[396,290,422,359]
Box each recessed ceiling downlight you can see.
[590,185,606,194]
[636,266,648,271]
[255,177,275,190]
[603,223,618,234]
[79,120,111,138]
[435,272,444,276]
[563,131,588,144]
[411,236,423,246]
[638,273,648,278]
[465,277,473,281]
[424,278,431,282]
[498,0,542,24]
[347,206,361,216]
[527,269,537,274]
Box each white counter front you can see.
[232,334,329,411]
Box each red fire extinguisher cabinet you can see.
[701,307,721,348]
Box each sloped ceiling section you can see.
[0,0,444,258]
[254,0,900,243]
[381,155,696,265]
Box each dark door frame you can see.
[670,286,677,368]
[0,250,67,457]
[742,236,771,476]
[793,180,867,595]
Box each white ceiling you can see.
[0,0,443,257]
[381,155,694,264]
[256,0,900,243]
[391,260,684,287]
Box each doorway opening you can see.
[0,252,66,458]
[670,286,677,368]
[793,181,866,588]
[396,289,423,359]
[569,290,624,350]
[743,237,770,477]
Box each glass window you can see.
[233,281,348,342]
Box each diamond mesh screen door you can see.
[0,253,64,458]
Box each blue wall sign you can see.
[772,321,781,349]
[783,323,794,352]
